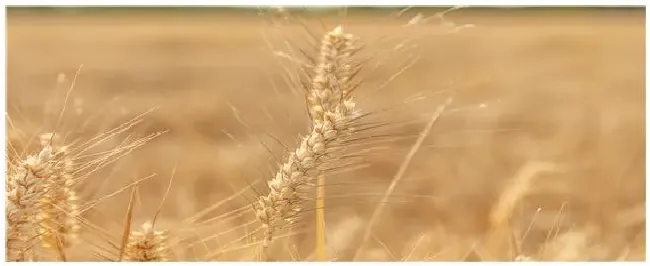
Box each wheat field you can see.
[5,7,646,261]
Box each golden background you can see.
[6,7,645,261]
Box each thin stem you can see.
[353,97,452,261]
[316,174,326,261]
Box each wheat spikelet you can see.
[37,133,80,250]
[253,25,361,248]
[123,221,172,262]
[308,25,360,123]
[6,145,54,261]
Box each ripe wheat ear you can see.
[252,26,363,260]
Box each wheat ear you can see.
[6,145,54,261]
[483,161,558,261]
[123,165,176,262]
[253,25,361,251]
[37,133,80,250]
[311,25,360,261]
[123,221,172,262]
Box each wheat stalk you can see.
[311,25,360,262]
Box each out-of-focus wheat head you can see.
[6,145,54,261]
[124,221,172,262]
[37,133,80,251]
[482,161,558,261]
[253,25,362,248]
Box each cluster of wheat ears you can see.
[4,9,644,262]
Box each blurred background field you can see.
[5,7,645,261]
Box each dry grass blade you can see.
[72,131,165,186]
[50,64,83,143]
[78,173,158,214]
[353,97,452,261]
[118,185,138,262]
[184,180,261,225]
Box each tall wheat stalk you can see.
[310,25,360,262]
